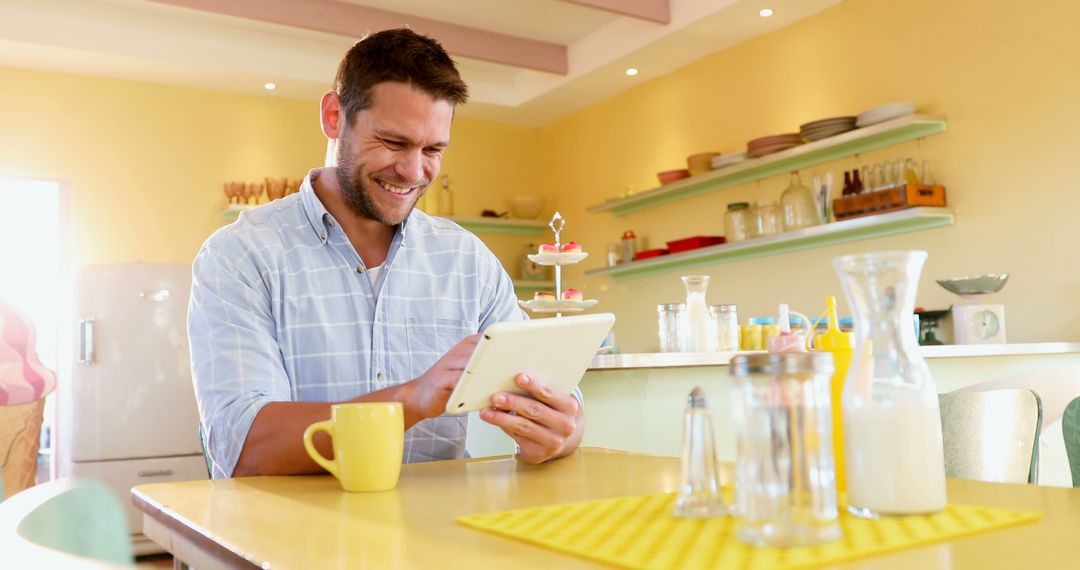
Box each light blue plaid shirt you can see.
[189,171,525,478]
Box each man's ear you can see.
[320,91,343,139]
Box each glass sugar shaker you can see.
[729,352,841,547]
[674,387,728,518]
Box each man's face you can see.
[335,81,453,225]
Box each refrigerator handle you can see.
[77,318,95,364]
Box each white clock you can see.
[951,304,1006,344]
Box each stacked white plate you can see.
[710,152,748,170]
[799,116,857,142]
[855,102,916,127]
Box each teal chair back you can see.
[939,389,1043,484]
[1,479,133,567]
[1064,396,1080,487]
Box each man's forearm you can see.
[232,382,423,477]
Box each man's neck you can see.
[311,168,396,268]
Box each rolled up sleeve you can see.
[188,233,290,478]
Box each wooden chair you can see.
[0,479,134,568]
[1064,396,1080,487]
[939,389,1042,484]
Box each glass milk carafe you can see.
[780,171,820,231]
[680,275,717,352]
[834,251,947,518]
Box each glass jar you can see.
[710,304,739,351]
[834,251,947,518]
[680,276,716,352]
[729,353,841,547]
[657,304,685,352]
[724,202,750,243]
[780,171,820,231]
[749,201,780,238]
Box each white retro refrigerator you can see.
[56,263,207,555]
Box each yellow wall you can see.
[538,0,1080,351]
[5,0,1079,352]
[0,66,542,274]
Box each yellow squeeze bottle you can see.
[816,296,853,491]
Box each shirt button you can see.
[327,219,336,227]
[376,372,385,384]
[320,233,327,241]
[356,264,365,274]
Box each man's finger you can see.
[491,392,574,436]
[511,373,579,415]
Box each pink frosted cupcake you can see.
[560,241,582,253]
[534,290,556,301]
[538,243,559,254]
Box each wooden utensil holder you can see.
[832,184,946,220]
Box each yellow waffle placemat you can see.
[457,493,1040,570]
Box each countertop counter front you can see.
[132,448,1080,570]
[587,343,1080,370]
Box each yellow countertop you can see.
[132,447,1080,569]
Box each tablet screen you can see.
[445,313,616,413]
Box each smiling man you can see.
[188,29,584,478]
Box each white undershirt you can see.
[367,264,384,295]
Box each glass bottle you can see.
[674,387,728,518]
[920,159,936,185]
[680,275,716,352]
[833,251,947,518]
[620,230,638,263]
[852,169,864,194]
[437,175,454,216]
[781,171,820,232]
[842,171,853,196]
[724,202,750,243]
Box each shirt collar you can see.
[300,168,419,242]
[300,170,332,242]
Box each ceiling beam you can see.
[557,0,670,24]
[144,0,568,75]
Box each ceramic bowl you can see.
[509,195,545,219]
[936,273,1009,295]
[657,169,691,185]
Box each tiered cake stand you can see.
[517,212,598,317]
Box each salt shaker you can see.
[674,387,728,518]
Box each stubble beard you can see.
[335,136,427,226]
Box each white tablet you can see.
[445,313,616,414]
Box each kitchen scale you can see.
[936,273,1009,344]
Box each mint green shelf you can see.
[513,280,555,291]
[588,115,947,217]
[448,216,549,235]
[585,207,955,280]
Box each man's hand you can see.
[479,373,585,464]
[403,334,481,424]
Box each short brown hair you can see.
[334,28,468,123]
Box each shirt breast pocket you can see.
[405,317,475,378]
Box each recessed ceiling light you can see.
[264,82,277,90]
[759,8,774,17]
[625,68,639,77]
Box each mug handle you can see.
[303,420,338,477]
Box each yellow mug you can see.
[303,402,404,492]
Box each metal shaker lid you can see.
[729,352,834,376]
